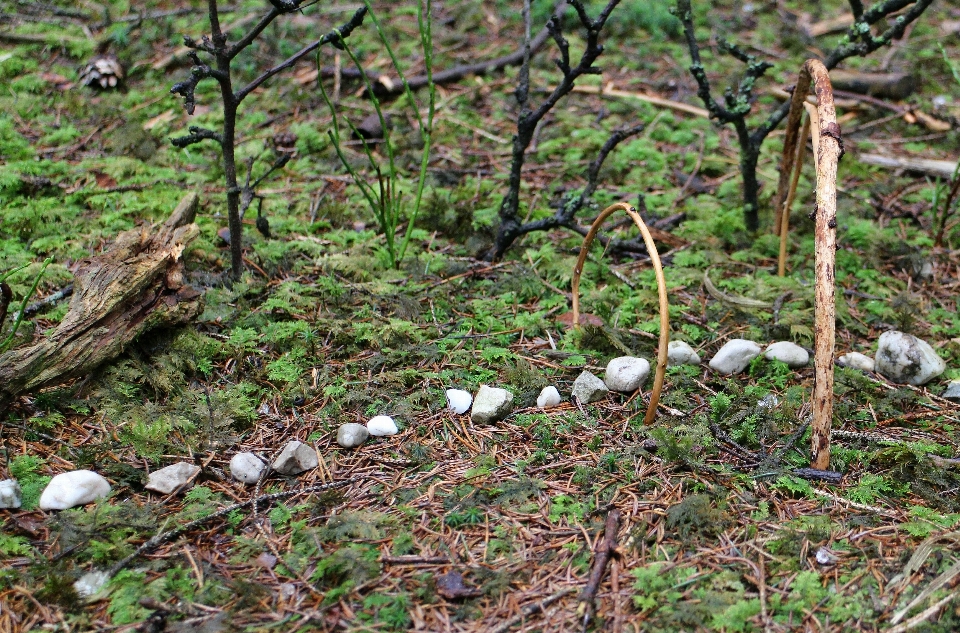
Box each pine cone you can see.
[272,131,298,156]
[79,55,124,90]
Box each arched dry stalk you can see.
[773,60,843,470]
[570,201,669,426]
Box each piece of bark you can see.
[829,70,917,101]
[0,193,203,410]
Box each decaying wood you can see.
[829,69,917,100]
[858,153,958,178]
[0,193,203,411]
[577,508,622,631]
[775,60,842,471]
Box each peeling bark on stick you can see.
[0,193,203,411]
[776,60,841,470]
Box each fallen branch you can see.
[577,508,622,631]
[859,153,958,178]
[0,194,203,411]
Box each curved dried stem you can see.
[776,60,842,470]
[776,109,812,276]
[570,202,669,426]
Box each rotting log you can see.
[0,193,203,411]
[774,60,843,470]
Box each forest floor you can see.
[3,1,960,631]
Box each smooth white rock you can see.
[537,386,562,409]
[943,380,960,401]
[667,341,701,366]
[445,389,472,414]
[815,547,838,566]
[39,470,111,510]
[837,352,875,373]
[367,415,399,436]
[0,479,22,509]
[571,371,609,404]
[764,341,809,368]
[875,330,946,386]
[230,452,266,484]
[273,440,319,474]
[604,356,651,392]
[709,339,762,375]
[471,385,514,424]
[74,571,110,598]
[337,423,370,448]
[145,462,200,494]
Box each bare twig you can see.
[577,508,622,631]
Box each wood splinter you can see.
[577,508,622,631]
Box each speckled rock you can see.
[471,385,514,424]
[571,371,608,404]
[875,331,945,386]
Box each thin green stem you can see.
[0,257,52,353]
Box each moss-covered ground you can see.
[3,0,960,631]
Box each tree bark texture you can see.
[0,194,203,411]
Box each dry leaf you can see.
[144,109,176,130]
[556,312,604,328]
[435,570,481,600]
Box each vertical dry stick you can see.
[779,60,841,470]
[570,202,669,425]
[777,112,810,277]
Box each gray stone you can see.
[367,415,399,436]
[764,341,809,368]
[709,339,762,375]
[74,571,110,598]
[571,371,609,404]
[837,352,875,373]
[941,380,960,401]
[337,423,370,448]
[875,331,946,386]
[145,462,200,494]
[272,440,319,474]
[471,385,514,424]
[537,386,562,409]
[667,341,701,366]
[39,470,111,510]
[604,356,651,392]
[0,479,22,509]
[230,452,266,484]
[446,389,472,414]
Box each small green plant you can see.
[319,0,435,269]
[0,257,51,353]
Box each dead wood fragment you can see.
[791,467,844,483]
[859,153,958,178]
[0,193,203,411]
[829,69,916,100]
[576,508,622,631]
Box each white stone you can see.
[367,415,399,436]
[764,341,809,368]
[272,440,319,474]
[837,352,875,373]
[537,386,562,409]
[815,547,838,566]
[471,385,514,424]
[604,356,651,392]
[230,452,266,484]
[445,389,472,414]
[0,479,22,509]
[337,423,370,448]
[39,470,111,510]
[875,331,946,386]
[145,462,200,494]
[571,371,609,404]
[943,380,960,401]
[667,341,701,366]
[74,571,110,598]
[709,339,762,375]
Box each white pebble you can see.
[709,339,762,375]
[337,423,370,448]
[471,385,514,424]
[272,440,319,475]
[39,470,111,510]
[837,352,875,373]
[445,389,472,414]
[764,341,809,368]
[74,571,110,598]
[604,356,651,392]
[367,415,399,436]
[230,452,266,484]
[667,341,701,366]
[537,386,562,409]
[875,330,945,386]
[0,479,22,509]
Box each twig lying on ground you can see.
[577,508,622,631]
[488,586,578,633]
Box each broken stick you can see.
[577,508,622,631]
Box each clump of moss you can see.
[665,494,730,540]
